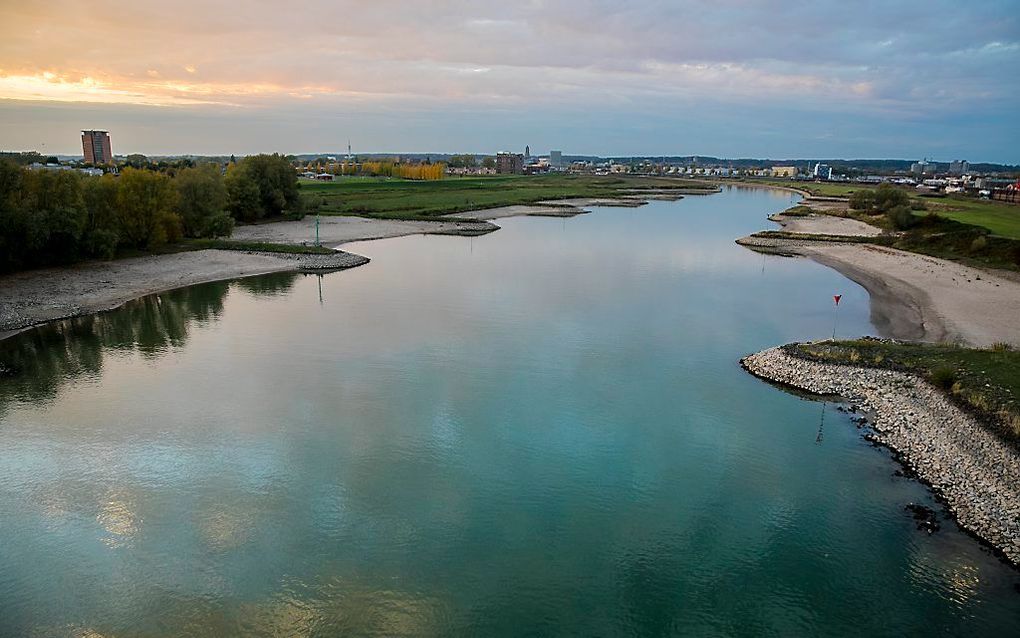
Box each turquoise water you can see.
[1,186,1018,636]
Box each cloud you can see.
[0,1,1016,159]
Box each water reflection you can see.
[2,191,1019,636]
[0,272,298,413]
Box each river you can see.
[1,186,1017,635]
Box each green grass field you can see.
[795,339,1020,446]
[923,197,1020,239]
[732,178,867,197]
[299,174,713,220]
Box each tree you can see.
[225,167,262,222]
[873,183,910,212]
[0,159,32,270]
[176,164,232,237]
[116,168,181,248]
[124,154,149,168]
[81,175,121,258]
[224,153,301,221]
[848,190,875,211]
[22,169,88,264]
[886,204,917,230]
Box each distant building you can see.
[496,152,524,174]
[29,162,103,176]
[812,163,832,180]
[549,150,563,168]
[82,130,112,165]
[949,159,969,175]
[910,159,933,175]
[524,145,531,159]
[771,166,797,178]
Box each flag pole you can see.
[832,294,841,340]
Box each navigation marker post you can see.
[832,294,842,340]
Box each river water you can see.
[1,186,1017,635]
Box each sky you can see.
[0,1,1017,162]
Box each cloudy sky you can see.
[1,1,1017,161]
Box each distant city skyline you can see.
[1,1,1017,163]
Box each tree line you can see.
[301,159,446,180]
[0,154,303,273]
[848,182,924,230]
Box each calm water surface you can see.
[1,187,1018,635]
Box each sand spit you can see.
[0,214,509,339]
[736,236,1020,346]
[1,191,670,340]
[742,345,1020,567]
[0,249,360,339]
[0,195,665,340]
[768,212,884,237]
[231,215,498,245]
[448,204,587,220]
[737,204,1020,347]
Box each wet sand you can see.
[739,210,1020,346]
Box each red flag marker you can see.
[831,294,842,339]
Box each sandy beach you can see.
[231,215,498,245]
[739,209,1020,347]
[768,211,884,237]
[0,250,298,340]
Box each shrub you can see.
[969,235,988,253]
[874,183,910,212]
[990,342,1013,352]
[968,391,992,411]
[886,205,917,230]
[909,199,928,211]
[202,213,235,238]
[848,190,875,211]
[929,365,957,390]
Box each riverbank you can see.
[0,200,635,340]
[738,213,1020,347]
[0,249,370,340]
[0,216,496,339]
[741,344,1020,568]
[299,173,717,219]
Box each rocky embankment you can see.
[251,249,370,270]
[741,345,1020,567]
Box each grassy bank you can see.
[773,186,1020,270]
[838,206,1020,271]
[792,339,1020,447]
[753,178,1020,240]
[922,196,1020,240]
[300,174,713,220]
